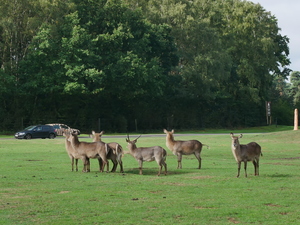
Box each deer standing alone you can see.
[126,135,167,176]
[230,133,262,177]
[68,133,109,172]
[90,131,124,173]
[163,129,209,169]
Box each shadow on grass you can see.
[123,167,202,176]
[264,173,293,178]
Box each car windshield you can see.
[24,125,36,131]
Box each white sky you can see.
[253,0,300,73]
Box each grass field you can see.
[1,127,300,224]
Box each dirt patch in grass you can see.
[265,203,282,207]
[228,217,240,224]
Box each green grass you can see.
[1,129,300,224]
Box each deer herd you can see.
[63,129,263,178]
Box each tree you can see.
[18,0,178,131]
[289,71,300,107]
[125,0,290,127]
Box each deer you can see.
[63,131,81,172]
[126,135,167,176]
[163,129,209,169]
[67,133,109,172]
[230,133,263,178]
[90,130,124,173]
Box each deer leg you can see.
[253,159,259,176]
[177,154,182,169]
[117,152,124,173]
[157,164,161,176]
[161,160,167,176]
[82,158,89,172]
[237,161,241,178]
[101,159,107,173]
[86,158,90,172]
[98,158,103,172]
[111,159,118,172]
[244,161,248,177]
[194,152,202,169]
[256,159,259,176]
[118,159,124,173]
[106,161,110,172]
[75,159,78,172]
[71,157,74,171]
[138,160,143,175]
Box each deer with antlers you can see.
[163,129,209,169]
[230,133,262,177]
[126,135,167,176]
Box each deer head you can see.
[230,133,243,148]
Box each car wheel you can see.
[49,133,55,139]
[25,134,32,139]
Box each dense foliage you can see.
[0,0,295,132]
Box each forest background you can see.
[1,0,299,133]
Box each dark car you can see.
[15,125,57,139]
[47,123,80,136]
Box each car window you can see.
[43,126,50,131]
[24,126,36,131]
[36,126,42,131]
[61,125,69,129]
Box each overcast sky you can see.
[253,0,300,73]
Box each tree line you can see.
[0,0,296,133]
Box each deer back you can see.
[137,146,165,162]
[174,140,202,154]
[68,134,100,159]
[240,142,262,161]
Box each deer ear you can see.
[92,131,95,135]
[171,129,174,133]
[239,134,243,138]
[163,129,167,133]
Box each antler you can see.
[126,133,130,142]
[134,135,142,142]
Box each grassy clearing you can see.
[1,129,300,224]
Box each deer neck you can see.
[70,135,80,149]
[166,134,175,150]
[128,143,137,154]
[231,140,241,159]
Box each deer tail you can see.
[203,144,210,149]
[105,144,109,154]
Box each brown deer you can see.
[126,135,167,176]
[63,131,81,172]
[163,129,209,169]
[68,133,109,172]
[90,131,124,173]
[230,133,262,177]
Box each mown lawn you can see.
[1,129,300,224]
